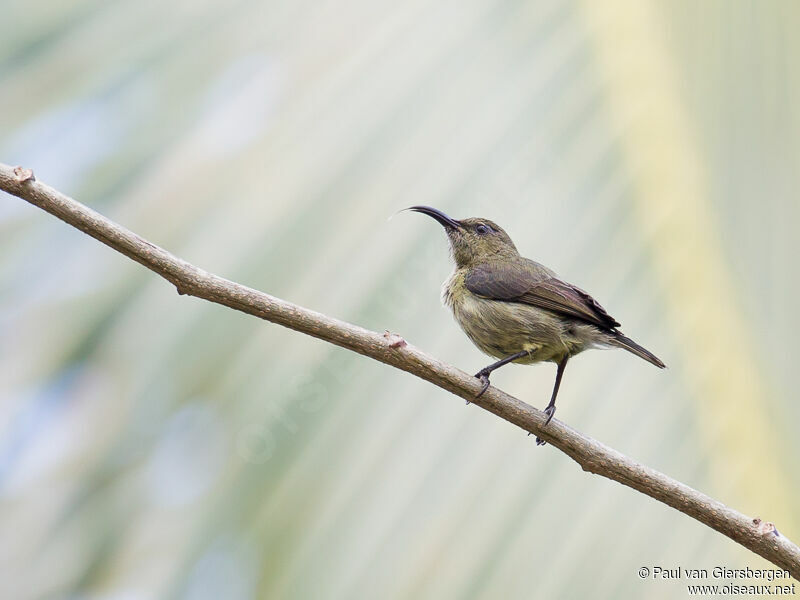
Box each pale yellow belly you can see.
[444,281,603,364]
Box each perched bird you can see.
[407,206,665,444]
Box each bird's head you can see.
[406,206,519,267]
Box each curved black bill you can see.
[405,205,461,229]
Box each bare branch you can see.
[1,162,798,579]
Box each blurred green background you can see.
[1,0,799,598]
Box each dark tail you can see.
[609,333,666,368]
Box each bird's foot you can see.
[543,404,556,426]
[527,431,545,446]
[534,405,557,446]
[473,369,491,400]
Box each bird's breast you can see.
[440,269,465,311]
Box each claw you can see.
[474,372,490,398]
[543,404,556,426]
[535,405,557,445]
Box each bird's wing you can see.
[465,261,621,330]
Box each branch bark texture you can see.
[1,162,798,579]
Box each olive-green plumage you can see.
[408,206,665,442]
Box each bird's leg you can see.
[472,350,530,402]
[536,357,569,446]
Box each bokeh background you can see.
[1,0,799,598]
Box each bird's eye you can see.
[475,224,490,235]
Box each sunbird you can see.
[408,206,665,443]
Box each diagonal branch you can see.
[1,162,798,579]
